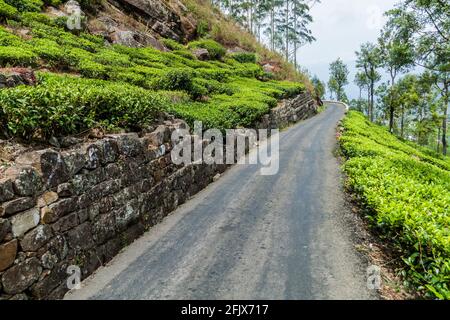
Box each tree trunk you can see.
[437,127,441,154]
[400,104,404,138]
[389,74,396,133]
[285,0,289,61]
[442,88,448,156]
[370,81,374,123]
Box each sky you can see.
[299,0,398,100]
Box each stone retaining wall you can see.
[0,91,316,300]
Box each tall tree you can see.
[355,43,382,122]
[378,13,415,133]
[354,72,370,117]
[328,58,349,101]
[311,75,325,100]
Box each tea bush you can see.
[0,0,18,20]
[0,46,37,66]
[340,111,450,299]
[188,38,226,60]
[0,74,170,139]
[5,0,43,12]
[230,52,257,64]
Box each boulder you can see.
[0,239,17,271]
[0,68,36,88]
[192,48,209,61]
[1,258,42,294]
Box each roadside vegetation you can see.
[340,111,450,299]
[0,1,307,141]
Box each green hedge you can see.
[0,74,169,139]
[340,111,450,299]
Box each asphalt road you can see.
[65,103,377,300]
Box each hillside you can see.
[340,111,450,299]
[0,0,311,142]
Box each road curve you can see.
[65,103,378,300]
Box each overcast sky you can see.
[299,0,398,100]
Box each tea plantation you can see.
[0,3,304,140]
[340,111,450,299]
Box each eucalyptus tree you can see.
[328,58,349,102]
[355,43,382,122]
[378,12,415,133]
[354,72,370,118]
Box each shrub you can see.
[157,68,194,91]
[0,0,18,20]
[93,49,133,67]
[340,111,450,299]
[20,11,53,26]
[29,38,66,66]
[4,0,43,12]
[0,74,168,139]
[188,39,226,60]
[77,59,108,79]
[0,46,37,66]
[161,38,184,51]
[0,26,24,46]
[230,52,257,64]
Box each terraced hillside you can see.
[0,0,309,142]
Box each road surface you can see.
[65,103,377,300]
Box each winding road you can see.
[65,103,378,300]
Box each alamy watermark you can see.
[171,121,280,176]
[67,265,81,290]
[367,265,382,290]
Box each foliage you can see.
[0,0,18,20]
[0,74,170,139]
[188,38,226,60]
[340,111,450,299]
[229,52,257,64]
[328,58,349,101]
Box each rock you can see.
[100,139,119,163]
[118,0,184,39]
[192,48,209,61]
[113,133,143,157]
[110,30,166,50]
[9,293,28,300]
[1,197,36,217]
[66,222,94,250]
[51,212,79,232]
[1,258,42,294]
[56,183,73,198]
[61,151,85,176]
[20,225,53,252]
[37,191,59,207]
[59,136,83,148]
[152,21,180,41]
[41,251,58,269]
[0,178,14,203]
[213,173,221,182]
[47,198,78,219]
[11,208,40,237]
[16,149,70,188]
[263,63,276,73]
[0,218,11,241]
[11,167,43,197]
[0,239,18,271]
[0,68,36,87]
[30,262,67,299]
